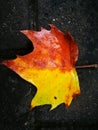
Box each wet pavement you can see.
[0,0,98,129]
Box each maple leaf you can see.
[2,24,80,110]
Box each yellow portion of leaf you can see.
[16,67,80,110]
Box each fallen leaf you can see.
[2,24,80,110]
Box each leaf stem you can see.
[76,64,98,69]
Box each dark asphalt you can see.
[0,0,98,130]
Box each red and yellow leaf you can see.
[2,24,80,110]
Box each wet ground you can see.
[0,0,98,129]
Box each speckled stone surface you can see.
[0,0,98,130]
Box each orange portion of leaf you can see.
[2,24,80,110]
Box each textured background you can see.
[0,0,98,130]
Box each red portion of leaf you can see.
[19,24,78,70]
